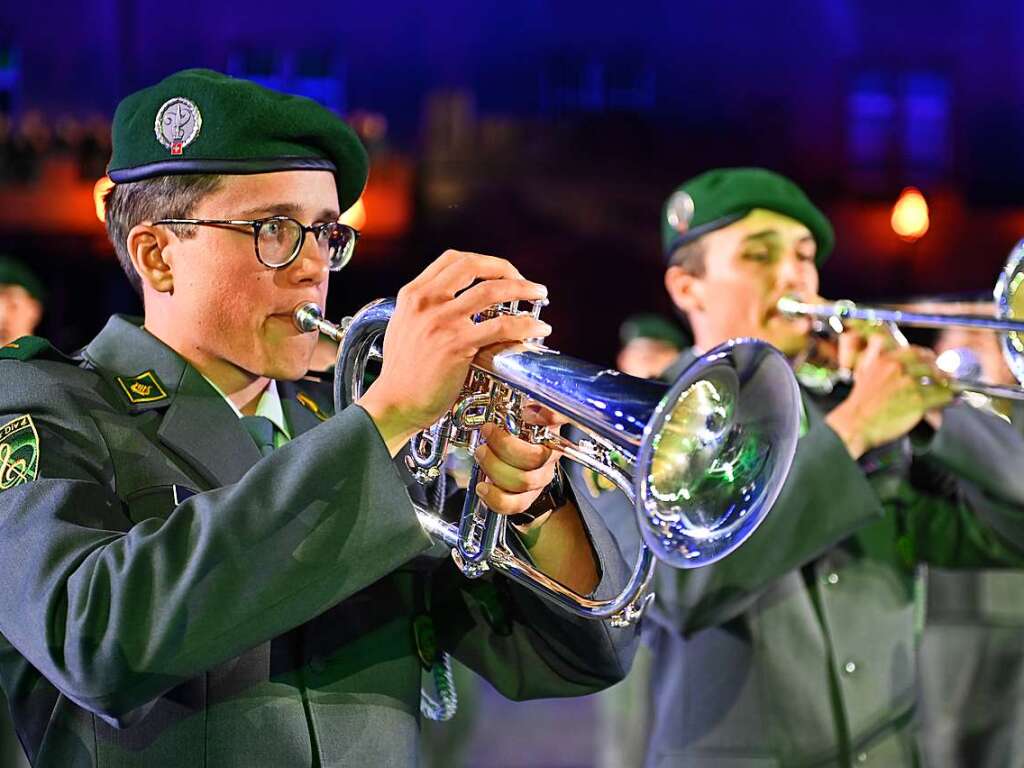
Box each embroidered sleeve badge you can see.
[0,415,39,491]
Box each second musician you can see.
[575,166,1024,768]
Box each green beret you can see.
[0,256,45,302]
[619,314,687,348]
[107,69,368,212]
[661,167,834,266]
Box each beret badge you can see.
[154,97,202,156]
[665,190,695,234]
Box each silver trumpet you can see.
[295,298,801,627]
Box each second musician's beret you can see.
[107,68,368,213]
[661,167,834,266]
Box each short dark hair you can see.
[667,239,707,277]
[104,174,223,297]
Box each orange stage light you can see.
[891,186,929,242]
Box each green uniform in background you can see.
[571,350,1024,768]
[0,316,636,767]
[918,403,1024,768]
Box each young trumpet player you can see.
[0,69,637,767]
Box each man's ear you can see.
[126,224,175,294]
[664,265,703,314]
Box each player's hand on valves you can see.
[357,250,551,455]
[473,405,566,516]
[826,333,953,459]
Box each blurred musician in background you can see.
[615,313,687,380]
[0,256,44,347]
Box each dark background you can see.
[2,0,1023,364]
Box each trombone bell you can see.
[996,238,1024,386]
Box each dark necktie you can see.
[240,415,277,457]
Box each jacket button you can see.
[856,752,868,763]
[826,572,840,585]
[843,660,858,675]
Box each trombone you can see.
[777,296,1024,401]
[295,297,802,628]
[779,237,1024,403]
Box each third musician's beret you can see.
[661,167,834,266]
[0,256,45,302]
[107,68,368,213]
[619,314,687,349]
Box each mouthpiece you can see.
[294,302,325,333]
[292,302,349,342]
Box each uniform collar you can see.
[81,315,300,486]
[200,376,292,441]
[82,315,187,412]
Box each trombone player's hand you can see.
[357,250,551,456]
[825,333,954,459]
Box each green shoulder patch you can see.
[0,415,39,491]
[116,370,169,405]
[0,336,59,362]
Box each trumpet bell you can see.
[636,342,799,566]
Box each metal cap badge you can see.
[154,97,202,156]
[665,190,695,234]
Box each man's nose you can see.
[287,233,330,286]
[777,254,814,294]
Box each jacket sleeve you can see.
[0,362,432,723]
[568,397,886,636]
[901,402,1024,567]
[429,461,638,700]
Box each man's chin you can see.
[259,356,314,382]
[243,348,315,382]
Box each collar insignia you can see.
[0,415,39,492]
[117,370,169,405]
[296,392,330,422]
[155,97,202,156]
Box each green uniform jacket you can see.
[571,351,1024,768]
[0,316,636,768]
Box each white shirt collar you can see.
[201,376,292,440]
